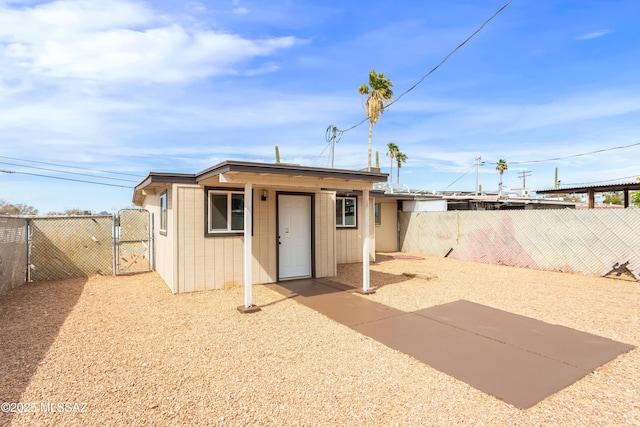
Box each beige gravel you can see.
[1,253,638,426]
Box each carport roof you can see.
[536,181,640,208]
[536,181,640,195]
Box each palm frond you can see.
[387,142,399,158]
[396,152,407,167]
[369,70,394,99]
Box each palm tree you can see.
[496,159,508,196]
[358,70,394,170]
[396,152,407,183]
[386,142,399,184]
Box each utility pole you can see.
[330,126,336,168]
[475,156,485,194]
[517,170,532,196]
[326,125,340,168]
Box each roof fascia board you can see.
[218,173,374,190]
[197,160,387,183]
[133,173,197,205]
[135,173,196,190]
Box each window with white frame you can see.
[336,197,357,228]
[207,189,244,233]
[159,190,168,233]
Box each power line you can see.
[508,141,640,165]
[443,165,476,190]
[311,140,334,167]
[337,0,513,133]
[562,174,640,187]
[0,169,134,188]
[0,155,143,178]
[483,140,640,167]
[0,160,139,183]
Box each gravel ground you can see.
[1,253,638,426]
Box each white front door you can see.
[278,194,312,280]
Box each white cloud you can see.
[576,30,612,40]
[0,0,300,83]
[0,0,155,39]
[392,89,640,140]
[496,91,640,133]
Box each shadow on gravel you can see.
[0,278,86,424]
[335,263,411,291]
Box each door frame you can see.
[276,192,315,281]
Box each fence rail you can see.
[400,208,640,280]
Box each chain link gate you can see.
[115,209,153,275]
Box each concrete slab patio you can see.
[268,278,634,408]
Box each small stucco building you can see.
[133,160,388,307]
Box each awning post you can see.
[238,181,260,313]
[360,189,374,294]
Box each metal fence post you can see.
[26,217,31,283]
[150,213,155,271]
[112,213,117,276]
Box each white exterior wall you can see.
[375,199,399,252]
[146,184,343,293]
[335,195,376,264]
[175,185,244,292]
[142,185,176,292]
[315,191,337,277]
[143,181,377,293]
[403,199,447,212]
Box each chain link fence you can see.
[0,211,152,294]
[29,216,115,282]
[0,217,28,293]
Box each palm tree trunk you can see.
[389,156,393,184]
[397,166,400,184]
[367,121,373,170]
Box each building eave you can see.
[132,172,196,205]
[196,160,388,183]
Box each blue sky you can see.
[1,0,639,213]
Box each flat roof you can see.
[196,160,387,182]
[133,160,388,204]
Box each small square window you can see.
[208,190,245,233]
[336,197,357,228]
